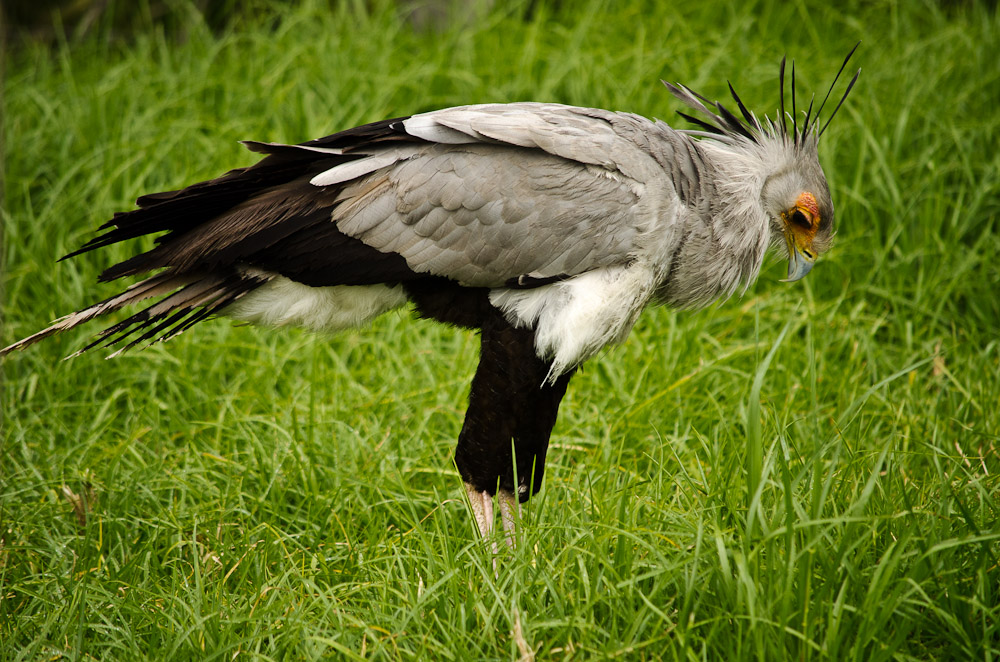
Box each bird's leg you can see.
[455,305,574,557]
[498,488,519,549]
[466,484,518,558]
[511,367,575,503]
[455,311,521,542]
[465,482,495,542]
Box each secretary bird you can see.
[1,49,859,545]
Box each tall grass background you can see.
[2,0,998,659]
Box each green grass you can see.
[2,0,998,659]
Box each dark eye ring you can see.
[790,209,812,229]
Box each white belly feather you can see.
[226,266,651,381]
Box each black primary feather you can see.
[62,116,418,263]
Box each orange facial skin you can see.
[797,191,819,221]
[784,191,821,259]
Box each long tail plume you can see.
[0,271,268,358]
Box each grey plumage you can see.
[1,51,860,543]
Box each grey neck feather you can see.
[651,131,788,309]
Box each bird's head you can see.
[759,141,834,281]
[663,45,860,283]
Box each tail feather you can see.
[1,270,268,358]
[3,117,420,359]
[93,273,266,358]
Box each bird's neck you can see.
[698,139,773,239]
[653,138,774,309]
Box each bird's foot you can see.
[465,483,519,572]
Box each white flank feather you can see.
[490,265,656,381]
[225,276,407,332]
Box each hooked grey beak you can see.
[781,233,816,282]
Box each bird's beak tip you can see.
[781,249,815,282]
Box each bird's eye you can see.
[790,209,812,229]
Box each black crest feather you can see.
[666,44,861,147]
